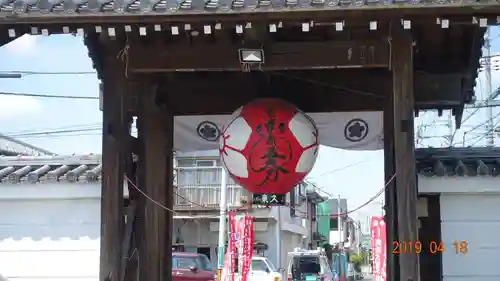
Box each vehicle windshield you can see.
[291,256,321,277]
[173,255,213,271]
[251,260,270,272]
[265,259,277,272]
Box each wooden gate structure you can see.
[0,2,493,281]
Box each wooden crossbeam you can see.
[125,40,390,72]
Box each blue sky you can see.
[1,27,498,222]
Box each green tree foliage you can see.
[349,254,364,273]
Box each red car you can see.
[172,252,217,281]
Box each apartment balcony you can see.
[174,166,249,211]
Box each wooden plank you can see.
[137,80,174,281]
[126,40,390,72]
[100,71,128,281]
[391,26,420,281]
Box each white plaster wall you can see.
[0,198,101,281]
[440,194,500,281]
[0,183,309,281]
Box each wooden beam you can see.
[157,70,388,115]
[391,26,420,281]
[133,70,462,115]
[125,40,390,72]
[384,94,398,281]
[137,80,174,281]
[100,71,128,281]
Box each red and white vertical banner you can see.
[370,216,387,281]
[235,215,254,281]
[221,212,237,281]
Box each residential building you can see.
[316,198,349,246]
[175,150,325,269]
[0,152,324,280]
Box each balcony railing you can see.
[174,166,248,210]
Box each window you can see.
[291,256,321,277]
[172,255,212,271]
[330,218,338,230]
[177,159,195,167]
[196,160,216,167]
[251,260,269,272]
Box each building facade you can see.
[174,150,325,269]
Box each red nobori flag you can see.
[370,216,386,281]
[221,211,237,281]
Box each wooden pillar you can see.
[100,73,128,281]
[391,26,419,281]
[137,80,174,281]
[384,92,399,281]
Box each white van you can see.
[248,257,282,281]
[286,250,335,281]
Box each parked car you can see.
[172,252,217,281]
[248,256,282,281]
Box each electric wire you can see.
[0,70,96,76]
[0,91,99,100]
[312,158,374,179]
[468,117,500,146]
[2,122,101,136]
[123,168,395,219]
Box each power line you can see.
[0,70,96,76]
[2,123,101,136]
[467,118,500,147]
[8,128,101,138]
[312,158,373,179]
[0,92,99,100]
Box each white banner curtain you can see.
[174,111,383,152]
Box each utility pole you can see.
[356,221,361,256]
[217,168,228,281]
[485,28,495,146]
[446,110,453,146]
[337,195,342,247]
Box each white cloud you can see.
[5,35,38,55]
[0,95,42,118]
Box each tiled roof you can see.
[415,147,500,177]
[2,148,497,184]
[0,155,101,184]
[0,1,498,19]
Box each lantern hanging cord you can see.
[124,171,396,219]
[124,175,251,214]
[117,33,131,78]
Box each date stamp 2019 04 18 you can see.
[392,240,468,255]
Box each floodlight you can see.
[239,49,265,63]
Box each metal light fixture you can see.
[239,49,265,63]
